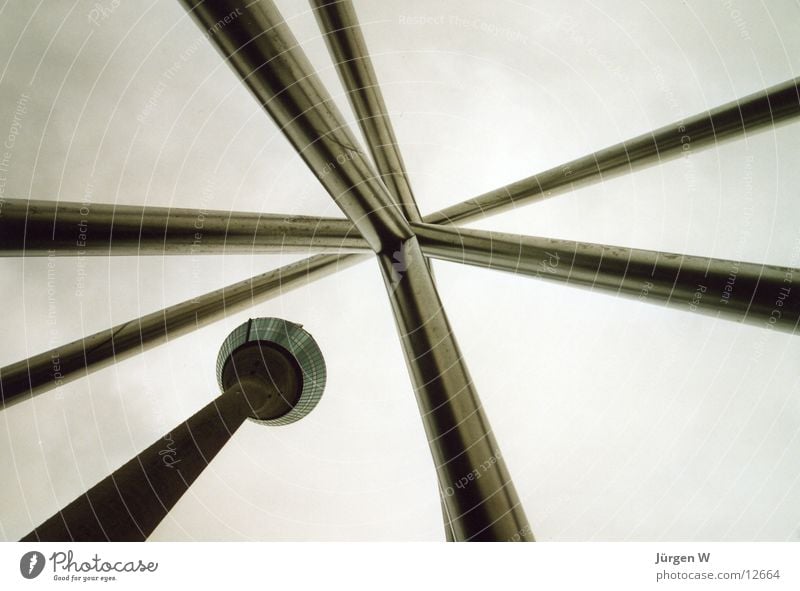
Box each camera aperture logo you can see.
[20,551,46,579]
[19,550,158,583]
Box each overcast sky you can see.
[1,0,799,541]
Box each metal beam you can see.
[311,0,423,223]
[377,237,533,541]
[0,253,367,408]
[180,0,412,253]
[0,198,369,256]
[21,376,273,541]
[440,493,455,541]
[425,77,800,225]
[413,223,799,333]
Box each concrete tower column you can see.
[22,318,325,541]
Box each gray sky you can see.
[1,0,799,541]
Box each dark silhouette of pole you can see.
[21,379,259,541]
[22,336,307,541]
[311,0,423,224]
[0,198,367,256]
[377,238,534,541]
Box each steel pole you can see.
[0,253,366,407]
[413,222,799,333]
[20,374,280,541]
[0,198,368,256]
[180,0,411,253]
[311,0,437,285]
[440,494,455,541]
[310,0,423,224]
[426,77,800,225]
[377,237,533,541]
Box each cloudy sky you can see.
[1,0,799,541]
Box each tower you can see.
[216,317,326,426]
[21,318,325,542]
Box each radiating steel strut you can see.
[0,254,365,407]
[377,239,533,541]
[0,198,368,255]
[425,77,800,225]
[413,223,800,333]
[310,0,423,224]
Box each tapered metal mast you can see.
[413,223,799,333]
[0,253,365,407]
[310,0,448,534]
[310,0,423,224]
[182,0,531,540]
[377,240,533,541]
[425,77,800,225]
[0,198,368,255]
